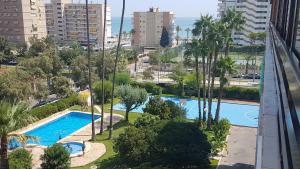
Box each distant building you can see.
[132,7,175,50]
[45,0,111,46]
[0,0,47,45]
[218,0,271,46]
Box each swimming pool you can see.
[23,112,101,146]
[113,96,259,127]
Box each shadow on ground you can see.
[218,163,254,169]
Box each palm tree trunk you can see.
[209,50,219,124]
[207,52,213,128]
[215,78,224,123]
[1,135,8,169]
[202,55,206,121]
[245,60,249,74]
[225,41,229,57]
[109,0,125,140]
[100,0,107,135]
[195,57,202,124]
[125,110,129,121]
[134,59,137,72]
[85,0,96,141]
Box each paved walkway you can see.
[218,126,257,169]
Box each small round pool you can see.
[63,142,84,156]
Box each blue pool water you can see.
[113,96,259,127]
[63,142,84,155]
[24,112,101,146]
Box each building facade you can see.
[218,0,271,46]
[0,0,47,45]
[45,1,111,46]
[132,7,175,49]
[256,0,300,169]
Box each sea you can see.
[111,17,198,37]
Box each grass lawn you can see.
[70,99,219,169]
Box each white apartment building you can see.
[45,0,111,46]
[218,0,271,46]
[0,0,47,45]
[132,7,175,49]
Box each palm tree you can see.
[0,102,35,169]
[192,15,213,121]
[207,20,226,128]
[215,57,235,123]
[221,9,245,57]
[185,28,191,43]
[100,0,107,135]
[108,0,126,140]
[176,26,181,46]
[185,40,202,124]
[85,0,96,141]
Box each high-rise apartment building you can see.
[218,0,271,46]
[132,7,175,49]
[0,0,47,45]
[45,1,111,46]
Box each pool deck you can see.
[14,109,123,169]
[217,126,257,169]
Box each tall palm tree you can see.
[100,0,107,135]
[192,15,212,121]
[185,28,191,43]
[185,40,202,125]
[221,9,245,57]
[207,21,226,128]
[176,26,181,46]
[108,0,126,140]
[0,102,35,169]
[85,0,96,141]
[215,57,235,123]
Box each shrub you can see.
[114,127,156,166]
[115,120,211,168]
[165,100,186,119]
[9,148,32,169]
[134,113,160,128]
[143,97,186,120]
[143,96,171,120]
[40,144,70,169]
[211,119,231,155]
[111,72,131,85]
[93,80,113,104]
[30,95,79,120]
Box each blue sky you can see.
[86,0,219,17]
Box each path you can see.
[218,126,257,169]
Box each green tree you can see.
[8,148,32,169]
[160,27,170,48]
[142,68,154,80]
[134,113,160,128]
[211,119,230,155]
[184,40,203,123]
[221,9,245,57]
[117,85,147,121]
[0,36,8,52]
[40,144,70,169]
[28,37,46,57]
[93,80,112,104]
[50,76,72,98]
[169,63,186,97]
[215,57,235,122]
[143,96,171,120]
[111,72,131,85]
[0,102,35,169]
[108,0,126,139]
[175,26,181,46]
[71,55,89,90]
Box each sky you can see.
[68,0,219,17]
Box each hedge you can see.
[29,95,79,120]
[133,82,259,101]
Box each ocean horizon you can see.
[111,17,198,37]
